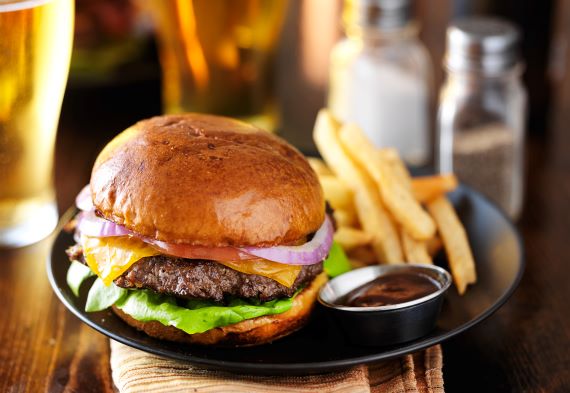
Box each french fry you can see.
[308,157,333,176]
[339,124,435,240]
[319,175,353,210]
[347,245,377,265]
[334,226,373,251]
[376,148,435,265]
[426,235,443,257]
[313,110,403,263]
[352,187,403,264]
[412,174,459,203]
[349,258,371,269]
[378,148,413,191]
[400,227,432,265]
[427,196,477,295]
[333,208,357,228]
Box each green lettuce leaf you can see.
[85,278,128,312]
[66,260,95,297]
[114,289,294,335]
[67,263,298,335]
[323,241,351,278]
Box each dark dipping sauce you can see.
[340,273,440,307]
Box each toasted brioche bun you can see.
[112,272,328,347]
[90,114,324,247]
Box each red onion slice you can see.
[76,184,93,211]
[75,212,255,261]
[73,182,332,266]
[240,216,333,265]
[75,211,332,266]
[77,210,132,238]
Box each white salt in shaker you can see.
[437,17,526,219]
[328,0,433,167]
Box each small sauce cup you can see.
[318,264,452,346]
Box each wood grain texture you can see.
[0,241,114,393]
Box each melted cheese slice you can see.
[81,235,160,286]
[81,235,302,288]
[218,259,302,288]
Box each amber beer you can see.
[0,0,73,246]
[148,0,288,131]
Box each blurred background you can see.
[57,0,568,214]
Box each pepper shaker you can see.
[437,18,526,219]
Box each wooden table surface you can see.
[0,79,569,393]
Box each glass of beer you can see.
[0,0,74,247]
[147,0,288,131]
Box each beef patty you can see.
[66,245,323,302]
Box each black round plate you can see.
[47,186,524,375]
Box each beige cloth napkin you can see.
[110,340,444,393]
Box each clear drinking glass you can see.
[0,0,74,247]
[145,0,289,132]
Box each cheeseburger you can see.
[66,113,347,346]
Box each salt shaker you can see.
[328,0,433,166]
[437,18,526,219]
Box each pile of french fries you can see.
[312,109,477,295]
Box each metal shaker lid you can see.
[343,0,411,31]
[444,17,521,74]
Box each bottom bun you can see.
[112,271,328,347]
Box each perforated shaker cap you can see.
[445,17,521,74]
[343,0,411,31]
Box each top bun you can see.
[90,114,325,247]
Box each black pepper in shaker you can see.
[436,17,526,219]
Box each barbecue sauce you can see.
[340,273,439,307]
